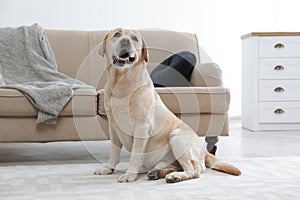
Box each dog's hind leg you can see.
[165,128,206,183]
[165,158,201,183]
[147,162,181,180]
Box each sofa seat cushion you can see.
[0,88,97,117]
[97,87,229,115]
[156,87,230,114]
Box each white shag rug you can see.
[1,157,300,200]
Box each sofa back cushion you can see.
[45,29,201,90]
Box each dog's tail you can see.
[205,153,241,176]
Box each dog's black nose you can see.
[121,38,130,46]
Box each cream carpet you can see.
[1,156,300,200]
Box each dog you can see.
[94,28,241,183]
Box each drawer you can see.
[259,80,300,101]
[259,37,300,57]
[259,102,300,123]
[259,58,300,79]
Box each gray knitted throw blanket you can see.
[0,24,93,124]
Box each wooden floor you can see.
[1,119,300,165]
[218,119,300,159]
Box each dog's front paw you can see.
[94,166,114,175]
[118,173,138,183]
[147,170,162,180]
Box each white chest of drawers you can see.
[242,32,300,131]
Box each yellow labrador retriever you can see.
[94,28,241,183]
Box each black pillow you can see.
[150,51,196,87]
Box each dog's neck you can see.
[105,63,153,98]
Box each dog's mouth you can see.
[113,52,136,66]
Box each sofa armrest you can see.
[190,63,223,87]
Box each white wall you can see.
[1,0,300,117]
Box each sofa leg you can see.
[205,136,218,155]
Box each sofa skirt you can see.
[0,113,228,142]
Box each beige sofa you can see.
[0,28,230,152]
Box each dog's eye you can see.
[131,35,138,42]
[113,32,121,38]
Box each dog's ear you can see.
[98,32,110,57]
[141,38,149,63]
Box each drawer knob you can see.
[274,87,285,92]
[274,43,285,49]
[274,108,285,114]
[274,65,284,71]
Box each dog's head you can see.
[99,28,148,68]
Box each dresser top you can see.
[241,32,300,39]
